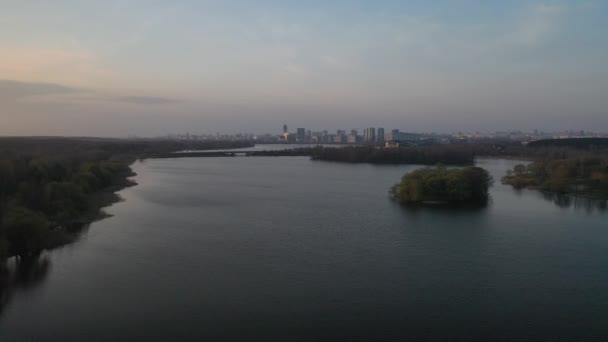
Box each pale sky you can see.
[1,0,607,136]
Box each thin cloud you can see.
[115,96,180,105]
[0,80,179,107]
[0,79,78,99]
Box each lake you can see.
[0,156,607,341]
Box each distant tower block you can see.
[364,127,376,144]
[377,128,385,144]
[283,124,288,134]
[296,128,306,142]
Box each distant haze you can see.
[1,1,607,136]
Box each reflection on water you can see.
[0,256,51,317]
[395,201,492,217]
[0,220,91,320]
[540,192,608,212]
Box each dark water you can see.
[0,157,607,341]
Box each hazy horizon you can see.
[2,1,607,137]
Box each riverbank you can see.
[3,157,606,341]
[150,148,314,158]
[501,158,608,200]
[0,138,253,263]
[1,162,137,262]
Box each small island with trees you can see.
[390,166,494,206]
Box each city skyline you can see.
[163,123,608,144]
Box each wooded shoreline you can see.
[0,138,253,262]
[1,137,607,264]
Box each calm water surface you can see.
[0,157,607,341]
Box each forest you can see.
[310,145,476,165]
[502,157,608,198]
[500,138,608,198]
[0,138,253,261]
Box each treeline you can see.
[0,137,253,159]
[527,137,608,149]
[0,137,253,261]
[155,148,315,158]
[502,157,608,198]
[310,145,475,165]
[513,146,608,161]
[390,166,493,205]
[499,138,608,198]
[451,138,608,161]
[0,155,133,260]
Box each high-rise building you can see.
[320,130,328,144]
[364,127,376,144]
[385,129,400,141]
[377,128,385,145]
[281,124,290,142]
[296,128,306,142]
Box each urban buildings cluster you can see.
[165,132,257,141]
[275,125,434,147]
[163,126,608,146]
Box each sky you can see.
[1,0,607,136]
